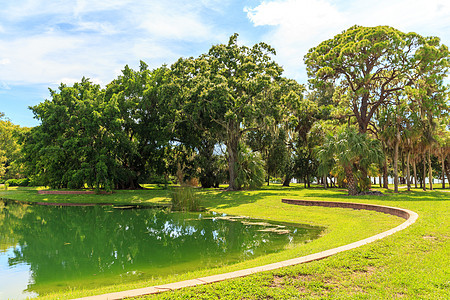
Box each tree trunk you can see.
[383,159,389,189]
[226,121,240,191]
[393,135,399,193]
[413,154,418,189]
[428,149,433,190]
[445,158,449,190]
[441,151,445,189]
[379,175,382,188]
[360,166,370,191]
[323,175,327,189]
[282,176,291,187]
[423,155,427,191]
[345,165,358,195]
[406,151,411,191]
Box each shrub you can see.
[5,178,30,187]
[235,144,266,190]
[5,179,18,186]
[18,178,30,187]
[170,187,202,212]
[28,176,43,187]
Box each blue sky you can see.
[1,0,449,127]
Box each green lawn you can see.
[1,184,448,299]
[0,185,171,206]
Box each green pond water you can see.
[0,199,323,299]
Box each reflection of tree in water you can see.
[0,200,29,251]
[2,201,322,293]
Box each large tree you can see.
[0,113,26,179]
[23,64,174,190]
[104,62,175,189]
[172,34,286,190]
[23,78,111,189]
[305,25,449,134]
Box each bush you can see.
[4,178,31,187]
[235,144,266,190]
[28,176,43,187]
[142,175,172,185]
[170,187,202,212]
[5,179,18,186]
[18,178,30,187]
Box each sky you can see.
[0,0,449,127]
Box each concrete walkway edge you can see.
[74,199,418,300]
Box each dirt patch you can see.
[271,276,284,288]
[270,273,313,288]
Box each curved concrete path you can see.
[74,199,418,300]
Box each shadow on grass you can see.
[198,184,342,210]
[303,187,450,203]
[199,190,274,209]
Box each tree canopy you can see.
[171,33,292,190]
[11,28,450,195]
[304,25,449,134]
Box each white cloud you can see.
[0,32,123,86]
[0,58,11,65]
[132,2,220,42]
[73,0,133,17]
[245,0,450,82]
[0,81,11,90]
[76,21,118,35]
[139,12,213,41]
[0,1,226,87]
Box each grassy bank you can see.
[0,185,171,206]
[146,186,450,300]
[1,185,448,299]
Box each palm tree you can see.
[317,127,384,195]
[435,122,450,189]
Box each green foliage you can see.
[266,129,289,179]
[235,144,266,190]
[5,178,30,187]
[317,127,384,194]
[171,34,288,190]
[194,141,227,188]
[0,113,28,180]
[16,29,449,195]
[22,64,174,190]
[170,187,202,212]
[305,25,450,134]
[105,63,175,188]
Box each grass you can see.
[0,185,171,206]
[1,184,448,299]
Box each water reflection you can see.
[0,199,323,298]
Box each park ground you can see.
[0,184,448,299]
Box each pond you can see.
[0,199,323,299]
